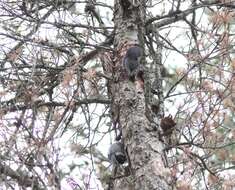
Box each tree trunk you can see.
[109,0,174,189]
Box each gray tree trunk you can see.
[108,0,175,189]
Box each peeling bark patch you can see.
[124,87,130,91]
[135,165,169,190]
[149,140,163,153]
[151,160,165,175]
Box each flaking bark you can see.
[109,0,175,189]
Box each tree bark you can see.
[109,0,174,189]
